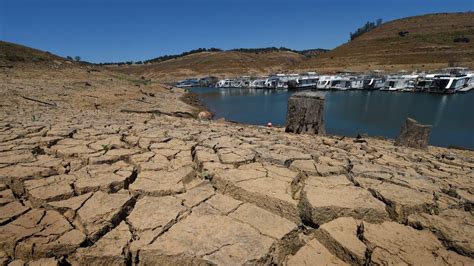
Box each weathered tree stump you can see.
[395,118,432,149]
[285,91,325,134]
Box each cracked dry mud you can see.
[1,66,474,265]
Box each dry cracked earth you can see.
[1,65,474,265]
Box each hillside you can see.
[301,12,474,72]
[113,12,474,80]
[0,41,65,65]
[110,50,307,82]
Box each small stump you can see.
[395,118,432,149]
[285,91,325,134]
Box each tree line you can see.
[350,19,383,40]
[96,47,330,66]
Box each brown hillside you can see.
[111,51,306,82]
[114,12,474,81]
[301,12,474,72]
[0,41,66,65]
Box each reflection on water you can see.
[190,87,474,149]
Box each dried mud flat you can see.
[1,65,474,265]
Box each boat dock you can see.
[176,68,474,94]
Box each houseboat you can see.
[249,79,267,89]
[216,79,233,88]
[382,75,417,91]
[287,73,319,89]
[428,75,469,93]
[176,79,200,88]
[328,76,353,90]
[459,73,474,92]
[316,76,334,90]
[362,77,385,90]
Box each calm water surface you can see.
[189,87,474,149]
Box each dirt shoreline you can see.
[1,64,474,265]
[180,89,473,151]
[180,89,214,117]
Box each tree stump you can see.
[285,91,325,134]
[395,118,432,149]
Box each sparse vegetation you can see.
[142,48,223,64]
[98,47,328,66]
[101,144,109,152]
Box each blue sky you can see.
[1,0,472,63]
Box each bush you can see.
[398,31,409,37]
[453,36,470,43]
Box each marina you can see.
[178,68,474,94]
[189,87,474,149]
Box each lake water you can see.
[189,87,474,149]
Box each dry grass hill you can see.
[2,12,473,82]
[110,50,307,82]
[0,41,65,65]
[302,12,474,73]
[112,12,474,81]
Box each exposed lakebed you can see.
[189,87,474,149]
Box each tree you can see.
[349,19,382,40]
[66,56,73,61]
[74,56,81,62]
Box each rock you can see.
[206,193,242,215]
[73,192,134,242]
[129,167,194,196]
[0,201,30,225]
[0,209,85,260]
[395,117,432,149]
[28,258,59,266]
[24,175,76,207]
[44,193,93,223]
[0,150,35,165]
[299,176,388,225]
[127,196,186,254]
[229,203,297,239]
[285,91,325,134]
[177,181,215,208]
[364,181,436,222]
[315,217,367,265]
[362,220,473,265]
[211,165,301,223]
[0,189,16,206]
[217,147,255,165]
[286,238,348,266]
[198,111,213,120]
[0,165,62,196]
[139,213,274,265]
[289,160,317,175]
[73,222,131,265]
[408,209,474,257]
[72,163,134,194]
[8,260,25,266]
